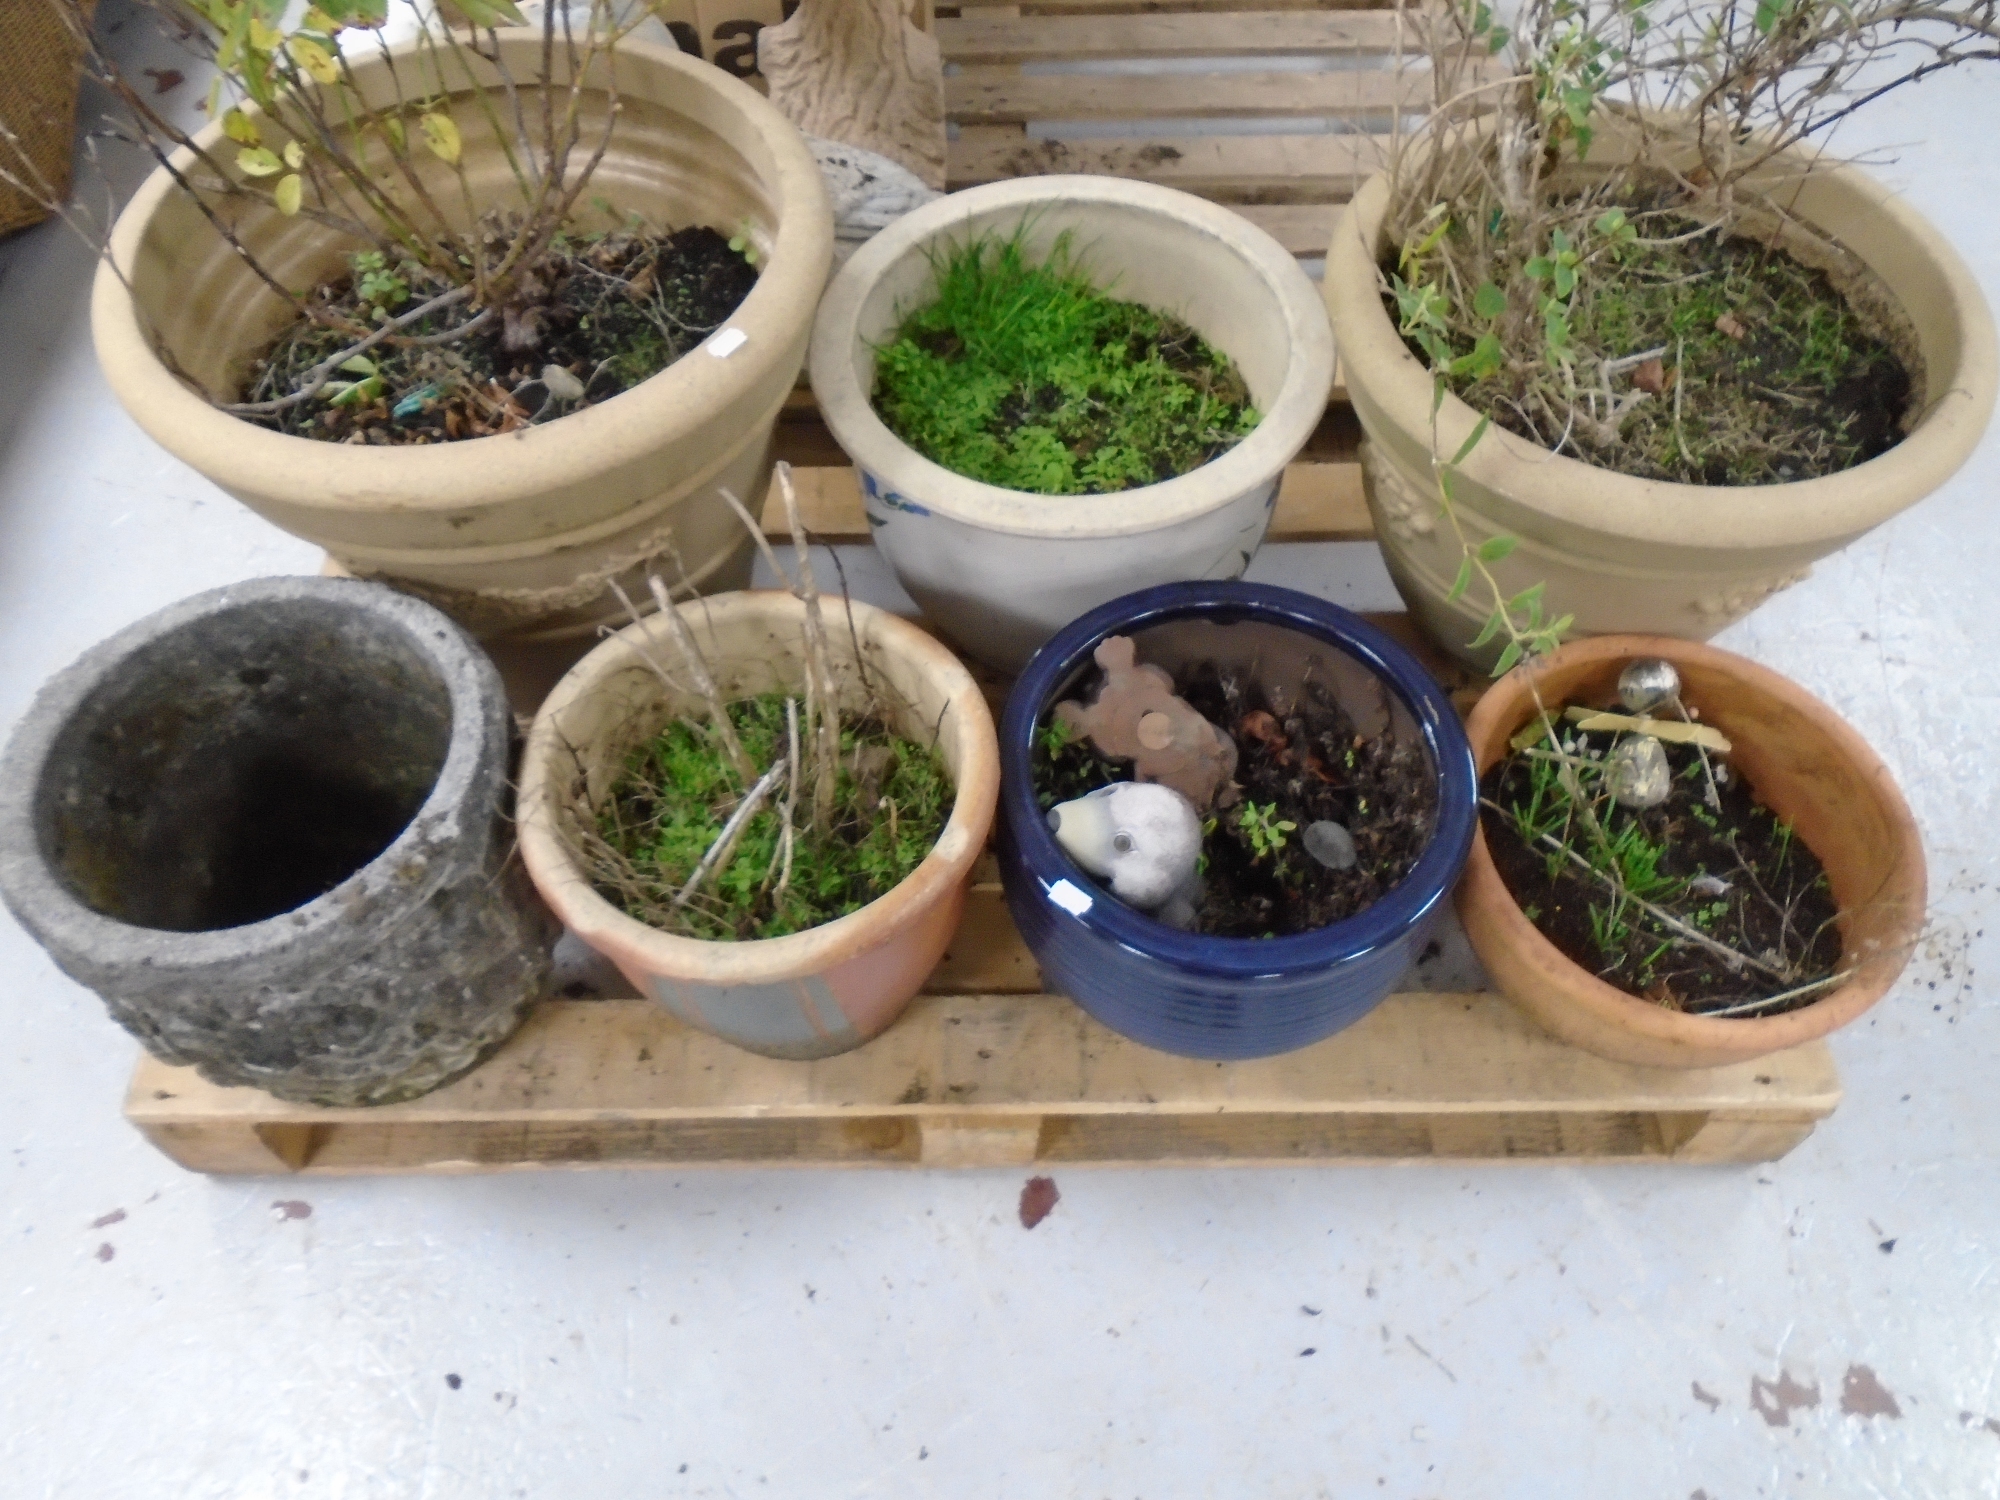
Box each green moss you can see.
[597,693,952,941]
[871,227,1261,495]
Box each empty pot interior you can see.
[38,599,452,932]
[848,198,1297,411]
[1041,616,1432,773]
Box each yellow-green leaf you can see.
[282,139,304,169]
[301,5,339,32]
[381,115,406,152]
[247,15,282,52]
[274,173,303,215]
[221,108,261,145]
[289,36,340,84]
[418,112,461,166]
[452,0,528,24]
[236,146,283,177]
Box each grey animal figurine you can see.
[1047,781,1205,929]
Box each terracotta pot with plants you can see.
[1323,0,1997,665]
[516,471,999,1059]
[82,9,832,641]
[810,175,1335,674]
[1459,634,1925,1068]
[998,580,1478,1061]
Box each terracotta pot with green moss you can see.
[516,589,998,1060]
[1325,115,1996,666]
[811,175,1335,674]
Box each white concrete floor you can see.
[4,16,2000,1500]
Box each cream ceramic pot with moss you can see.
[1324,125,1997,665]
[810,176,1335,674]
[92,34,832,641]
[517,591,998,1060]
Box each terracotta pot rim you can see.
[89,33,834,515]
[517,591,1000,984]
[1325,122,1998,552]
[1459,633,1926,1050]
[809,174,1335,540]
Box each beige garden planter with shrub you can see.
[91,33,832,641]
[810,175,1335,674]
[1324,122,1997,666]
[517,591,999,1060]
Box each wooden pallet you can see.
[131,509,1844,1177]
[122,2,1844,1173]
[127,893,1840,1175]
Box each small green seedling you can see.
[1239,801,1296,861]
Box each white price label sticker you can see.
[707,327,748,359]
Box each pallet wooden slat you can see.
[948,67,1431,124]
[937,9,1411,62]
[949,125,1389,195]
[755,461,1373,545]
[125,989,1839,1175]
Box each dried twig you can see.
[643,574,757,785]
[674,756,788,908]
[1482,796,1793,984]
[774,462,842,834]
[222,286,474,414]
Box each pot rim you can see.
[88,31,833,515]
[516,591,1000,983]
[0,577,502,973]
[999,579,1478,975]
[808,175,1336,540]
[1458,633,1927,1048]
[1324,124,1999,551]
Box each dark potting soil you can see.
[1394,218,1914,486]
[1481,725,1845,1017]
[1034,662,1437,938]
[241,225,758,446]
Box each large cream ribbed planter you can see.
[92,34,832,641]
[810,176,1335,674]
[517,591,998,1060]
[1325,125,1997,667]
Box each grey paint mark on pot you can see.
[271,1200,313,1222]
[89,1208,125,1229]
[93,1243,114,1262]
[1749,1370,1821,1427]
[1841,1365,1902,1418]
[1959,1411,2000,1437]
[1691,1381,1722,1411]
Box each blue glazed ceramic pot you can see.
[999,581,1477,1060]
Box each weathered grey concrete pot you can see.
[0,577,556,1105]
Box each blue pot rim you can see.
[1000,580,1478,979]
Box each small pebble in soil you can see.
[542,364,585,402]
[1302,820,1358,871]
[1607,735,1672,808]
[1618,657,1681,713]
